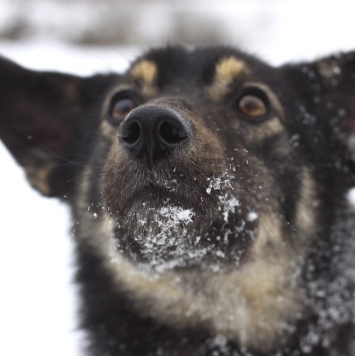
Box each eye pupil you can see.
[108,93,140,126]
[238,94,268,118]
[113,99,135,118]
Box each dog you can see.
[1,45,355,355]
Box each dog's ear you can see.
[282,51,355,159]
[0,56,120,197]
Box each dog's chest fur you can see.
[1,46,355,355]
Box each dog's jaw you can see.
[73,163,318,353]
[76,205,305,353]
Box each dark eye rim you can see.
[107,90,142,126]
[233,86,271,123]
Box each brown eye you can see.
[113,98,135,118]
[238,94,268,119]
[108,92,140,125]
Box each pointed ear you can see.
[281,51,355,157]
[0,56,120,197]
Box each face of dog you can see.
[102,48,290,271]
[1,47,355,352]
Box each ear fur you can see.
[282,51,355,160]
[0,56,120,197]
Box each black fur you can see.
[1,46,355,355]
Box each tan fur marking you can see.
[215,57,248,85]
[295,167,318,239]
[100,120,117,139]
[208,57,249,99]
[130,60,158,96]
[250,117,284,142]
[251,213,283,256]
[25,164,53,196]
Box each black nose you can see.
[118,106,192,165]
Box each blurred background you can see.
[1,0,355,64]
[0,0,355,355]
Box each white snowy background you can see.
[0,0,355,355]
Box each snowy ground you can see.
[1,1,355,355]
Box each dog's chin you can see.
[112,187,257,273]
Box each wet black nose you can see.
[118,106,192,165]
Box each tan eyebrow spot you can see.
[215,57,248,84]
[130,60,157,86]
[208,57,249,99]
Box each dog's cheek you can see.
[101,140,129,213]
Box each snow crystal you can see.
[205,172,240,223]
[209,334,228,354]
[246,211,258,222]
[132,205,196,269]
[346,187,355,208]
[221,196,239,223]
[215,250,225,258]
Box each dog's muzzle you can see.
[118,105,192,166]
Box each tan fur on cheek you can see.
[100,120,117,140]
[248,117,284,142]
[189,119,225,161]
[295,167,318,240]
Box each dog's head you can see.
[1,46,355,352]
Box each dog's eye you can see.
[108,92,140,125]
[113,98,135,117]
[236,90,269,121]
[238,95,267,117]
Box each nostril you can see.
[120,121,141,145]
[159,121,188,145]
[118,105,192,164]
